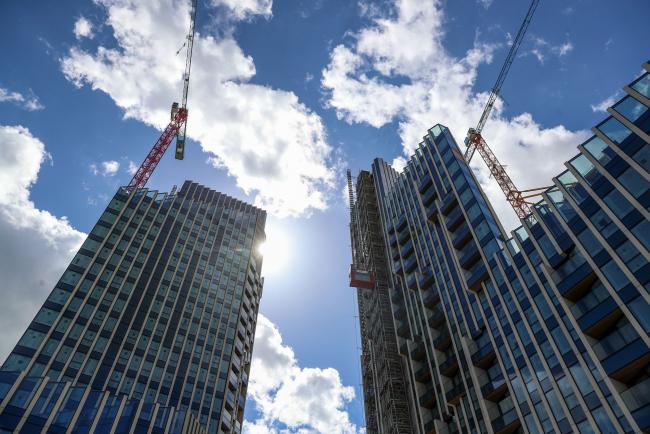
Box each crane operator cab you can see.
[170,102,186,160]
[349,265,375,289]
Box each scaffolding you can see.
[348,170,414,434]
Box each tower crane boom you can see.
[128,0,198,190]
[463,0,547,219]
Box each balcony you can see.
[415,365,432,383]
[411,340,426,362]
[602,338,650,384]
[397,321,411,339]
[440,193,458,215]
[556,262,597,302]
[481,375,508,402]
[451,224,472,249]
[394,261,404,276]
[399,341,409,356]
[405,256,418,273]
[459,242,480,270]
[621,377,650,433]
[577,297,623,338]
[424,419,436,434]
[426,203,439,223]
[433,331,451,351]
[439,354,459,377]
[423,290,440,308]
[396,215,408,232]
[418,270,435,289]
[406,273,418,290]
[421,187,437,207]
[445,383,465,405]
[389,233,398,247]
[428,307,445,328]
[419,388,437,409]
[419,174,433,194]
[392,247,401,261]
[400,239,415,258]
[445,207,464,231]
[472,342,496,368]
[467,262,489,292]
[398,228,411,245]
[491,410,521,434]
[391,290,403,305]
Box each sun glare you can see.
[257,224,290,275]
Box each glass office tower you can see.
[352,61,650,433]
[0,180,266,434]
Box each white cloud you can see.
[478,0,494,9]
[90,160,120,176]
[0,125,86,361]
[61,0,336,218]
[524,36,574,64]
[212,0,272,20]
[322,0,590,231]
[591,92,621,113]
[553,41,573,57]
[0,87,44,111]
[245,315,359,434]
[127,160,138,175]
[73,17,94,39]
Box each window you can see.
[631,73,650,98]
[599,116,635,145]
[613,95,648,124]
[17,329,46,350]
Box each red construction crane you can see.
[128,0,198,190]
[464,0,548,219]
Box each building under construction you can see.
[348,170,414,434]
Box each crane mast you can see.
[128,0,198,190]
[463,0,546,219]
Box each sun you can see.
[257,223,290,275]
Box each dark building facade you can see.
[349,171,414,433]
[351,62,650,433]
[1,180,266,434]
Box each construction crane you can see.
[463,0,548,219]
[128,0,198,190]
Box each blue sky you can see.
[0,0,648,432]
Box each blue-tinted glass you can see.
[53,386,85,427]
[631,73,650,98]
[9,377,42,408]
[617,167,648,201]
[115,399,138,433]
[598,117,632,145]
[613,95,648,123]
[0,371,19,401]
[31,382,66,418]
[72,390,103,433]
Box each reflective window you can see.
[17,329,46,350]
[598,117,632,145]
[31,382,66,418]
[618,167,648,203]
[631,73,650,98]
[9,377,42,408]
[52,386,86,428]
[613,95,648,124]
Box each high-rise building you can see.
[349,171,414,433]
[0,180,266,434]
[349,62,650,433]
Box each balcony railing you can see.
[439,354,459,376]
[445,207,464,231]
[396,321,411,339]
[419,388,436,409]
[445,383,465,405]
[406,273,418,290]
[411,340,426,361]
[419,174,433,194]
[423,290,440,308]
[491,409,520,434]
[415,365,431,383]
[451,224,472,249]
[440,193,458,215]
[428,307,445,328]
[421,186,437,206]
[433,331,451,350]
[481,375,508,402]
[418,270,435,289]
[471,341,496,368]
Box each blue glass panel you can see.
[52,387,86,429]
[115,399,138,433]
[94,396,122,434]
[614,95,648,123]
[631,73,650,98]
[72,390,103,433]
[31,382,66,418]
[598,117,633,145]
[9,377,42,409]
[0,371,20,401]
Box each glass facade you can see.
[1,180,266,434]
[353,62,650,433]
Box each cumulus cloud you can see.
[212,0,272,20]
[0,87,44,111]
[322,0,589,230]
[0,125,86,361]
[591,92,621,113]
[90,160,120,176]
[245,315,359,434]
[73,17,94,39]
[127,160,138,175]
[61,0,335,217]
